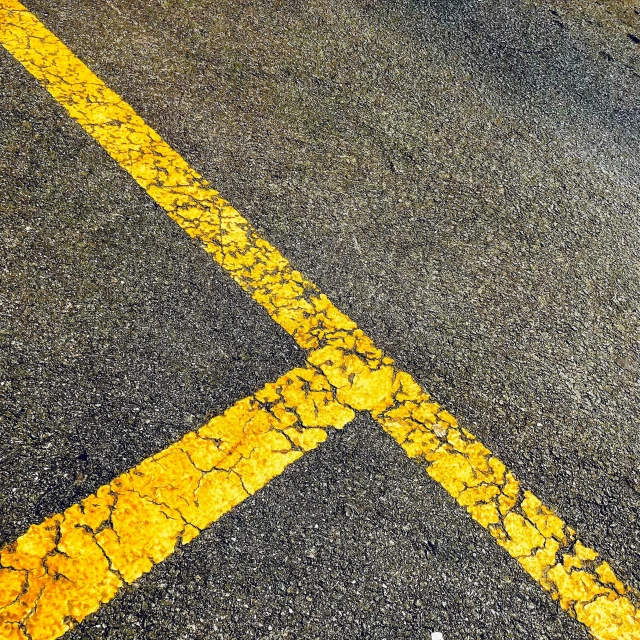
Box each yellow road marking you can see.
[0,367,354,640]
[1,2,639,639]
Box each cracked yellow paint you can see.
[372,378,640,640]
[1,2,639,640]
[0,367,354,640]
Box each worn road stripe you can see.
[1,2,639,639]
[0,367,354,640]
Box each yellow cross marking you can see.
[1,2,639,639]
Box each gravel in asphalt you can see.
[1,0,639,637]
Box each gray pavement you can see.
[1,0,639,637]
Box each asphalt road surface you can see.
[1,0,639,638]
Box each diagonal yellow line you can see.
[1,2,639,639]
[0,366,354,640]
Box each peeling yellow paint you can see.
[1,3,639,640]
[0,367,354,639]
[374,387,640,640]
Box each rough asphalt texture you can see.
[1,0,639,638]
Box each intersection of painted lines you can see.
[0,2,639,640]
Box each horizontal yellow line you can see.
[1,2,639,640]
[0,366,354,640]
